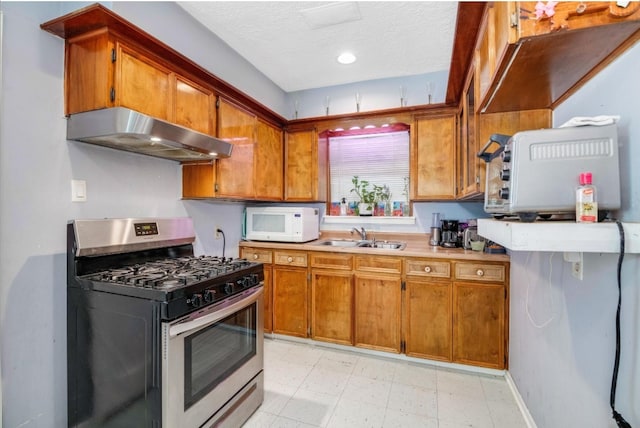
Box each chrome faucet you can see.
[351,227,367,240]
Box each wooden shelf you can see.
[478,219,640,254]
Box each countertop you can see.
[239,231,510,262]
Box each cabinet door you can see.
[240,247,273,333]
[255,119,284,200]
[458,73,482,199]
[66,31,113,114]
[311,270,353,345]
[285,129,327,201]
[354,273,402,353]
[217,98,257,198]
[117,42,172,121]
[175,76,215,136]
[263,264,273,333]
[405,279,452,361]
[272,266,308,338]
[453,281,506,369]
[412,115,457,200]
[182,163,216,198]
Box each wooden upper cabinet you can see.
[175,76,215,136]
[216,98,257,198]
[65,30,216,138]
[116,42,172,121]
[412,113,457,200]
[254,119,284,200]
[457,72,481,200]
[284,128,327,202]
[214,100,284,200]
[65,30,113,114]
[475,1,640,113]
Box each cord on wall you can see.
[609,220,630,428]
[217,228,226,258]
[525,251,557,329]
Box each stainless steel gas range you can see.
[66,217,264,428]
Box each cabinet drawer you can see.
[241,248,272,264]
[274,250,308,267]
[454,262,505,283]
[355,255,402,275]
[310,252,353,270]
[405,259,451,278]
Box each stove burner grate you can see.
[86,256,255,290]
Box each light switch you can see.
[71,179,87,202]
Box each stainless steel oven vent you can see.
[67,107,233,162]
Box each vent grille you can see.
[529,138,613,160]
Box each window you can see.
[327,125,410,216]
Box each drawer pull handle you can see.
[424,266,432,273]
[253,254,259,260]
[476,269,484,277]
[287,256,293,263]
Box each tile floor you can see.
[244,338,528,428]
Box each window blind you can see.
[329,131,409,204]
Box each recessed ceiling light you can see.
[337,52,356,65]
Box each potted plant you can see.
[350,176,378,216]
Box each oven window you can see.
[184,303,257,409]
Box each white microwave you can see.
[243,206,320,243]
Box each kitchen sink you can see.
[313,239,363,247]
[356,240,406,250]
[313,239,406,250]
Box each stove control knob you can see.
[250,273,260,286]
[203,289,215,303]
[237,277,248,288]
[501,149,511,163]
[224,282,234,295]
[190,293,203,308]
[500,169,510,181]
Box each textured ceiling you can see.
[177,1,459,92]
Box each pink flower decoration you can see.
[535,1,558,19]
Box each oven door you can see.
[162,286,264,428]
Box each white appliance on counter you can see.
[243,206,320,243]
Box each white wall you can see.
[286,70,449,120]
[0,3,266,426]
[508,42,640,427]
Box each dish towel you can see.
[559,115,620,128]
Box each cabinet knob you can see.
[287,256,293,263]
[476,269,484,277]
[253,254,259,260]
[424,266,432,273]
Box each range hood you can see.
[67,107,233,162]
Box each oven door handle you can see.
[169,286,263,337]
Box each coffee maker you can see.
[440,220,459,248]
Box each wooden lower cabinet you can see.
[453,281,506,369]
[239,244,508,369]
[272,250,309,338]
[311,270,353,345]
[262,265,273,333]
[404,278,452,361]
[273,266,308,337]
[240,247,273,333]
[453,261,508,369]
[354,272,402,353]
[310,252,353,345]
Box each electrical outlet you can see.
[564,252,583,280]
[215,227,222,240]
